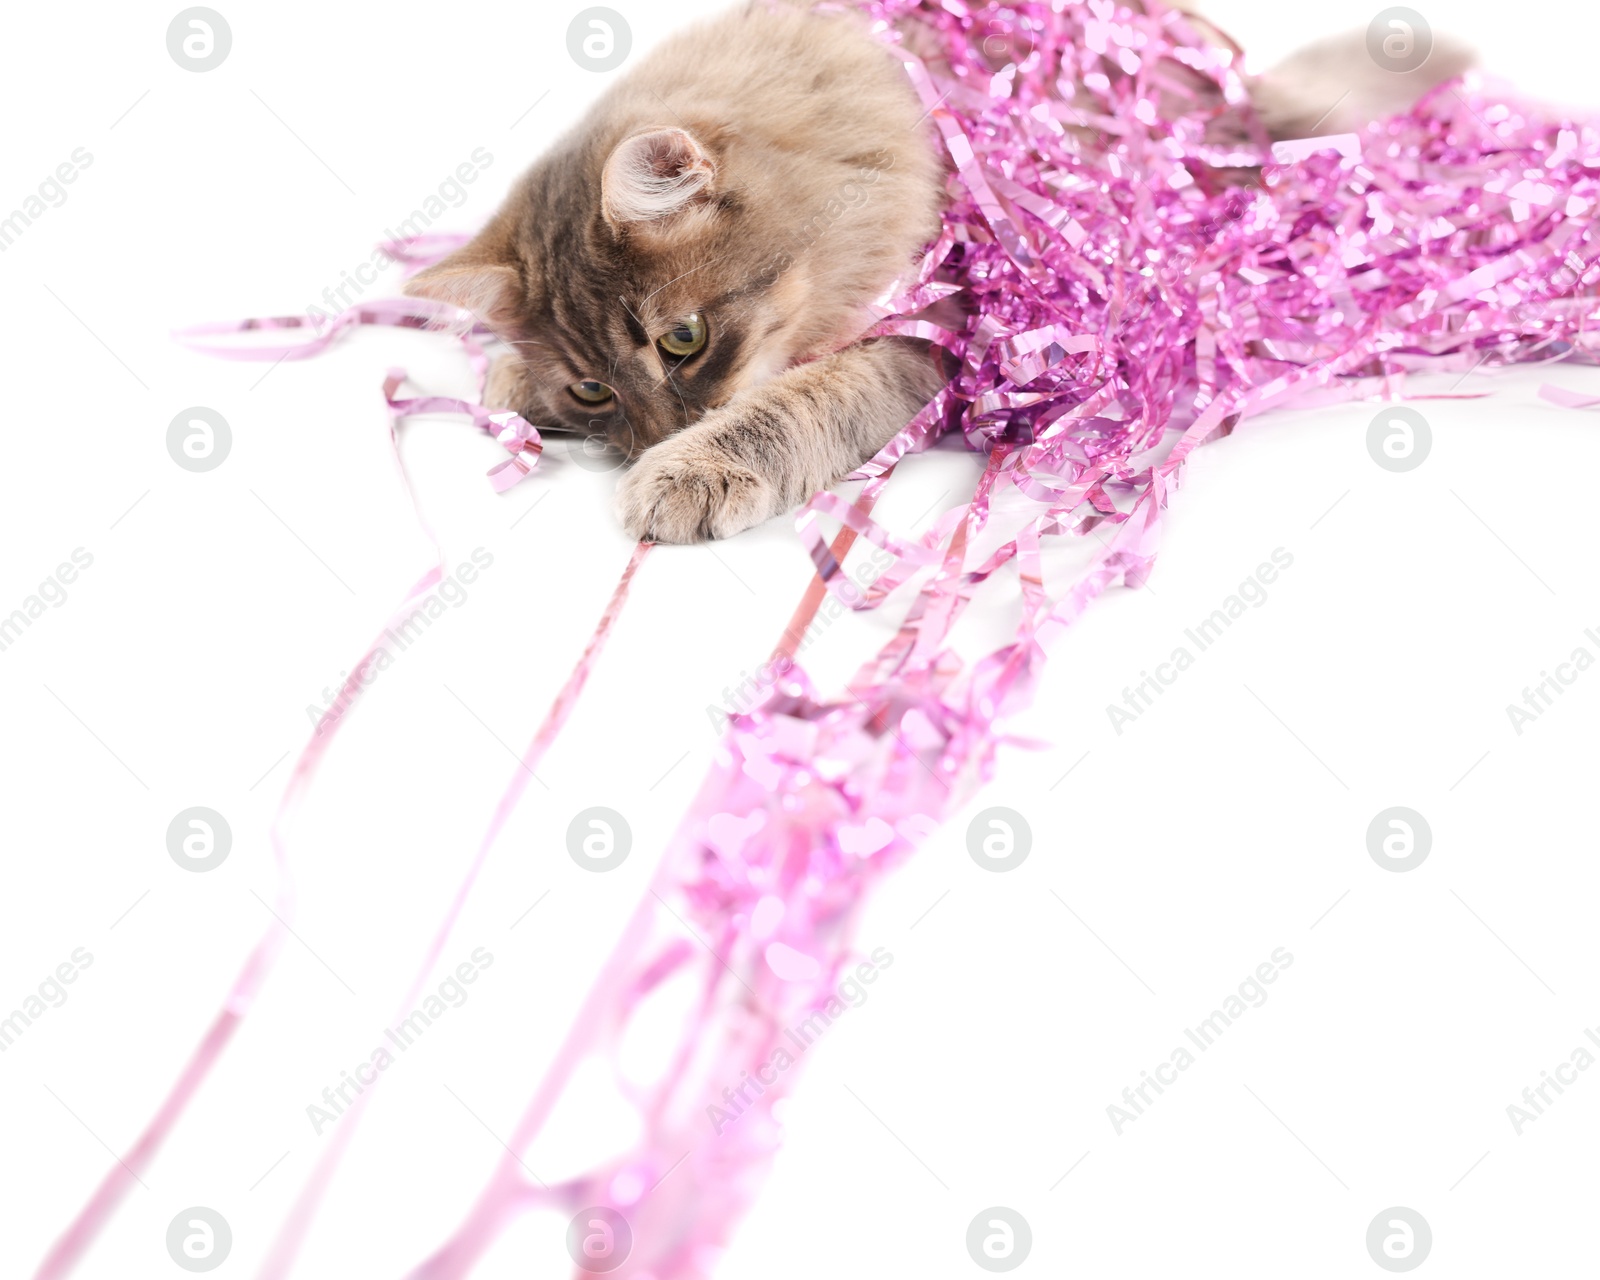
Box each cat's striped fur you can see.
[407,2,1469,542]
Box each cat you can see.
[405,1,1471,543]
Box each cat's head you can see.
[405,124,824,458]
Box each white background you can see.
[3,1,1598,1276]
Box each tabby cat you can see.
[406,1,1468,542]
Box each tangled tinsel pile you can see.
[404,4,1600,1272]
[39,3,1600,1278]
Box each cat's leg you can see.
[1250,29,1475,139]
[614,337,947,543]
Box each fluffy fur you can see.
[407,1,1470,542]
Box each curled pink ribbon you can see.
[39,1,1600,1276]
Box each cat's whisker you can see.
[662,367,695,432]
[614,295,670,382]
[638,256,724,309]
[615,295,647,330]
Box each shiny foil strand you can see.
[38,1,1600,1276]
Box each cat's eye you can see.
[657,313,708,358]
[569,380,615,405]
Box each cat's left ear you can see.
[602,128,716,228]
[404,239,523,329]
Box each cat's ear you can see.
[403,244,522,329]
[602,128,716,227]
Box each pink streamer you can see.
[39,1,1600,1276]
[35,286,642,1278]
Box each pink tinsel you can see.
[404,4,1600,1274]
[38,2,1600,1277]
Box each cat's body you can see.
[407,1,1470,542]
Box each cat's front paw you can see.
[614,436,779,543]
